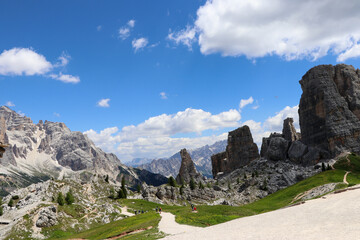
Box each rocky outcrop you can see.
[211,126,259,178]
[176,149,201,184]
[266,137,289,161]
[299,64,360,156]
[36,206,57,228]
[282,118,299,142]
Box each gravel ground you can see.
[160,187,360,240]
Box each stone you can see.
[302,147,321,166]
[288,140,308,163]
[36,206,57,228]
[299,64,360,156]
[211,126,259,178]
[176,149,201,184]
[282,118,299,142]
[266,137,289,161]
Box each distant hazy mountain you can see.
[135,140,227,178]
[126,157,154,167]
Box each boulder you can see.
[288,140,308,163]
[36,206,57,228]
[266,137,289,161]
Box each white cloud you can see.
[127,20,135,28]
[0,48,52,75]
[264,105,299,132]
[17,110,25,117]
[97,98,111,108]
[118,20,136,40]
[5,101,15,107]
[160,92,168,99]
[49,73,80,84]
[173,0,360,61]
[54,52,70,67]
[132,38,149,52]
[119,27,131,40]
[53,112,60,117]
[97,25,102,31]
[0,47,80,83]
[85,108,241,160]
[239,97,254,109]
[167,26,197,50]
[85,104,300,161]
[337,43,360,62]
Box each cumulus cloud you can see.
[85,108,241,160]
[132,38,148,52]
[85,104,300,161]
[118,19,136,40]
[239,97,254,109]
[172,0,360,61]
[53,112,60,117]
[160,92,168,99]
[167,26,197,50]
[264,105,299,132]
[97,25,102,31]
[0,48,52,75]
[97,98,111,108]
[5,101,15,107]
[0,47,80,83]
[49,73,80,84]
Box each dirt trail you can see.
[158,212,201,236]
[120,206,135,217]
[343,171,350,184]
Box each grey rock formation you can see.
[282,118,299,142]
[266,137,289,161]
[299,64,360,156]
[288,140,308,164]
[36,206,57,228]
[176,149,201,184]
[211,126,259,178]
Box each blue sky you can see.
[1,0,360,161]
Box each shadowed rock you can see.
[176,149,201,184]
[211,125,259,178]
[299,64,360,156]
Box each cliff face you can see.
[299,64,360,156]
[211,126,259,178]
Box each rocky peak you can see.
[299,64,360,156]
[176,149,201,184]
[282,118,299,142]
[211,125,259,178]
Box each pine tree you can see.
[255,171,259,177]
[189,178,196,190]
[0,197,3,216]
[105,175,109,183]
[65,190,75,205]
[199,181,205,189]
[8,199,13,207]
[57,192,65,206]
[322,162,326,172]
[118,189,125,199]
[327,164,332,171]
[168,176,176,187]
[252,172,255,178]
[244,173,247,179]
[121,177,127,199]
[237,178,240,184]
[136,184,141,193]
[180,184,185,195]
[228,181,231,190]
